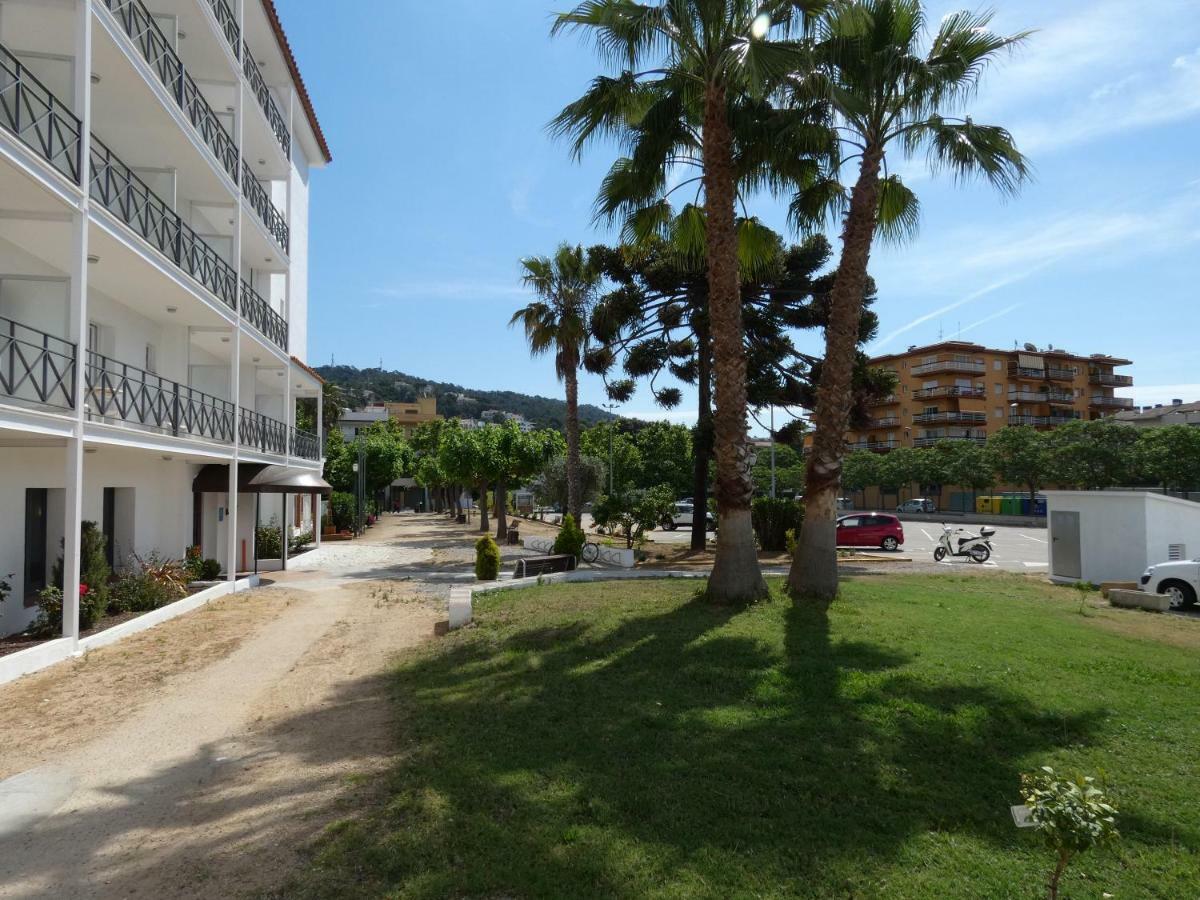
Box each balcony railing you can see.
[102,0,239,182]
[242,159,289,252]
[290,427,320,460]
[1008,388,1075,405]
[85,351,236,442]
[242,42,290,156]
[914,434,987,448]
[0,315,76,410]
[1090,395,1135,409]
[867,417,899,428]
[912,411,988,425]
[847,439,897,452]
[239,407,288,455]
[206,0,240,56]
[90,136,239,312]
[0,43,83,184]
[1089,370,1134,387]
[1009,362,1077,382]
[912,385,986,400]
[911,357,986,376]
[1009,414,1082,427]
[868,394,898,406]
[240,281,288,351]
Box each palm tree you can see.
[513,244,603,523]
[551,1,821,604]
[786,1,1030,602]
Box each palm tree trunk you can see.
[691,318,713,552]
[789,145,884,603]
[564,362,582,522]
[703,83,767,604]
[477,481,489,533]
[494,479,508,541]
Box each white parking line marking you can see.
[920,528,935,541]
[1020,534,1048,544]
[1023,561,1048,567]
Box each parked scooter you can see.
[933,524,995,563]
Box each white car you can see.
[896,498,937,514]
[1139,560,1198,609]
[661,502,716,531]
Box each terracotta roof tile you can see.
[260,0,332,164]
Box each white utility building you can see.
[0,0,332,638]
[1043,490,1200,585]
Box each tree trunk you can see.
[789,145,885,603]
[564,362,582,523]
[494,479,508,541]
[691,318,713,552]
[702,82,766,604]
[477,481,489,533]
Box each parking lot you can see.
[895,519,1048,572]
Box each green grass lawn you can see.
[290,575,1200,899]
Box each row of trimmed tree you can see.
[512,0,1030,605]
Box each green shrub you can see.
[552,513,586,559]
[1020,767,1118,899]
[330,492,356,531]
[200,558,222,580]
[256,519,283,559]
[30,583,107,637]
[289,530,314,555]
[183,545,204,581]
[110,553,188,613]
[475,535,501,581]
[79,521,111,612]
[785,528,798,556]
[751,497,805,552]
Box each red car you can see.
[836,513,904,551]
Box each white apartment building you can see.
[0,0,331,638]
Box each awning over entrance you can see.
[192,464,332,496]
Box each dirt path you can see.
[0,516,448,899]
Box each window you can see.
[995,407,1003,418]
[993,359,1002,371]
[955,378,972,389]
[923,381,938,390]
[924,406,938,416]
[839,517,862,528]
[144,343,156,374]
[994,383,1003,395]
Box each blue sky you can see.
[284,0,1200,432]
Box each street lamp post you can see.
[602,402,619,494]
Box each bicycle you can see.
[581,541,601,564]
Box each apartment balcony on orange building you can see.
[847,439,898,452]
[865,416,900,429]
[1090,395,1135,410]
[1008,387,1076,406]
[868,393,899,407]
[1008,413,1083,428]
[912,411,988,426]
[910,355,986,377]
[1088,368,1134,387]
[911,385,987,400]
[1008,361,1078,383]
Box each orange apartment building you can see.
[848,341,1134,452]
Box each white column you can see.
[226,32,245,583]
[63,0,94,647]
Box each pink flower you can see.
[79,583,89,596]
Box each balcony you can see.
[866,416,900,428]
[912,385,986,400]
[912,411,988,426]
[847,439,897,452]
[910,357,986,376]
[240,281,288,350]
[90,135,239,312]
[1089,369,1134,387]
[1090,395,1135,409]
[101,0,240,182]
[242,159,289,252]
[914,435,987,448]
[1009,362,1077,382]
[1008,388,1075,405]
[0,315,76,411]
[1008,414,1082,427]
[290,427,320,461]
[239,407,287,455]
[0,43,83,184]
[86,351,236,442]
[242,42,290,157]
[868,394,898,407]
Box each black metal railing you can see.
[912,385,986,400]
[0,315,75,410]
[847,439,897,451]
[86,351,235,442]
[239,407,288,455]
[867,417,900,428]
[242,42,290,156]
[1089,370,1133,387]
[102,0,239,182]
[911,357,986,376]
[0,43,82,182]
[241,159,289,251]
[290,427,319,460]
[240,281,288,351]
[207,0,240,56]
[913,435,987,447]
[912,411,988,425]
[90,136,239,311]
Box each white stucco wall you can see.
[286,139,310,362]
[0,446,196,636]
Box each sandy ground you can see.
[0,516,452,900]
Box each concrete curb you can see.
[1108,588,1171,612]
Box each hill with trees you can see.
[314,364,617,431]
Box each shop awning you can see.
[192,464,332,496]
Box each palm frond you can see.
[874,174,920,244]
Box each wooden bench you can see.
[513,554,576,579]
